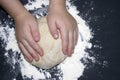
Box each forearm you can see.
[49,0,66,6]
[49,0,66,10]
[0,0,28,20]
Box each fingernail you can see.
[63,50,67,55]
[35,58,38,61]
[68,54,71,57]
[41,53,43,56]
[54,34,58,39]
[72,49,74,54]
[35,37,39,41]
[39,49,44,56]
[29,57,33,62]
[68,52,72,57]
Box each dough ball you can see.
[29,17,67,69]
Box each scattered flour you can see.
[0,0,93,80]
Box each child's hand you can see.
[15,12,43,62]
[47,4,78,56]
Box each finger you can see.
[60,27,69,55]
[75,28,79,45]
[74,31,76,46]
[47,19,59,39]
[22,40,39,61]
[26,36,43,56]
[19,42,33,62]
[68,31,74,56]
[30,21,40,42]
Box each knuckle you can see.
[30,40,35,46]
[33,44,39,50]
[26,56,33,62]
[30,49,35,55]
[30,52,37,58]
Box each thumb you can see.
[48,22,59,39]
[30,23,40,42]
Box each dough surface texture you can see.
[30,17,67,69]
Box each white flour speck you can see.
[0,0,93,80]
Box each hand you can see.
[47,4,78,56]
[15,12,43,62]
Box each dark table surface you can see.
[74,0,120,80]
[0,0,120,80]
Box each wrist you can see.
[49,0,66,5]
[49,0,66,9]
[14,10,30,21]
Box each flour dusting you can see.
[0,0,93,80]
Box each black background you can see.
[0,0,120,80]
[74,0,120,80]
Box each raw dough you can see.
[29,17,67,69]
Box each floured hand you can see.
[47,1,78,56]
